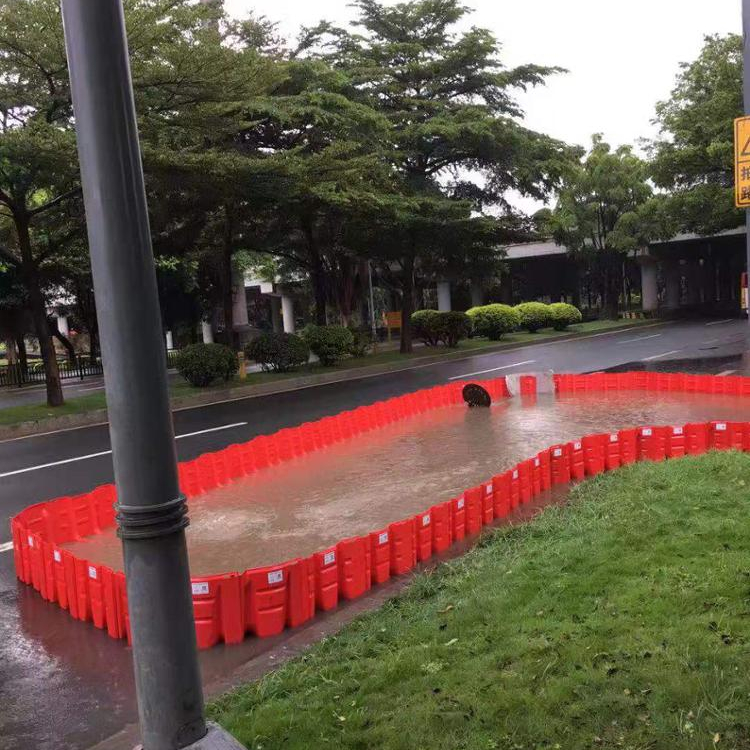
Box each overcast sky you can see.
[224,0,740,209]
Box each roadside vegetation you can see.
[210,451,750,749]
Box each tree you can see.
[649,34,743,235]
[549,136,658,319]
[300,0,573,352]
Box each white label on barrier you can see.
[422,514,431,527]
[267,570,283,585]
[457,497,465,509]
[193,582,210,596]
[553,448,562,457]
[534,458,540,467]
[512,470,519,479]
[27,536,33,548]
[324,551,336,566]
[574,441,582,450]
[88,566,97,580]
[378,532,389,545]
[716,423,727,431]
[53,550,61,563]
[610,434,618,442]
[673,426,683,435]
[486,485,492,495]
[642,428,652,437]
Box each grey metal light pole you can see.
[744,0,750,323]
[60,2,241,748]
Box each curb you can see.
[0,320,663,441]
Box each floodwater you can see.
[63,391,750,575]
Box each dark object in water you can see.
[462,383,491,408]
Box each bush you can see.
[246,332,309,373]
[301,325,354,366]
[466,304,520,340]
[175,343,238,387]
[514,302,551,333]
[348,327,373,358]
[411,309,442,346]
[437,311,471,347]
[547,302,583,331]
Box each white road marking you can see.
[641,350,681,362]
[77,385,105,392]
[0,422,248,478]
[705,319,734,326]
[0,541,14,553]
[718,369,737,376]
[619,334,662,344]
[702,338,720,344]
[448,360,536,381]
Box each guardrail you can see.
[10,372,749,649]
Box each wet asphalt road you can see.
[1,316,749,750]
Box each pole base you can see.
[135,722,246,750]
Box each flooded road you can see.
[63,391,750,575]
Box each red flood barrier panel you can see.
[14,373,750,650]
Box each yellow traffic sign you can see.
[735,116,750,207]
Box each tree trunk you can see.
[17,215,63,406]
[221,204,237,349]
[400,254,415,354]
[4,337,17,365]
[15,334,28,377]
[51,320,77,364]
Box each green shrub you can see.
[547,302,583,331]
[514,302,551,333]
[411,309,442,346]
[466,304,520,340]
[175,343,238,387]
[246,332,309,372]
[348,327,373,358]
[301,325,354,366]
[437,311,471,347]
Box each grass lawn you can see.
[210,451,750,750]
[0,318,654,427]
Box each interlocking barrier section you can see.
[11,371,750,649]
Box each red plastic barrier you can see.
[684,422,709,455]
[88,562,106,629]
[710,421,746,451]
[509,466,521,508]
[666,425,686,458]
[430,501,452,553]
[451,495,466,541]
[244,563,293,638]
[518,460,533,503]
[519,375,537,395]
[481,481,494,525]
[638,426,667,462]
[550,444,570,485]
[568,439,585,480]
[465,487,483,534]
[531,456,542,496]
[618,428,637,466]
[369,529,391,585]
[604,433,621,471]
[492,472,511,518]
[389,518,416,575]
[414,511,433,562]
[337,536,372,600]
[191,574,244,649]
[538,449,551,492]
[582,434,606,475]
[314,548,339,611]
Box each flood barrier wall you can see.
[11,371,750,648]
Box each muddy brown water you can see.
[62,391,750,575]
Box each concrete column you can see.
[664,262,681,310]
[56,314,70,337]
[232,270,249,329]
[270,296,283,333]
[165,330,173,350]
[640,260,658,312]
[201,321,214,344]
[437,281,451,312]
[685,261,702,305]
[281,294,295,334]
[470,283,484,308]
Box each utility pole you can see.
[60,1,242,748]
[744,0,750,323]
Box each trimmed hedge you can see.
[246,332,310,373]
[514,302,551,333]
[466,304,520,340]
[301,325,354,366]
[411,310,471,347]
[175,343,238,387]
[348,328,373,358]
[548,302,582,331]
